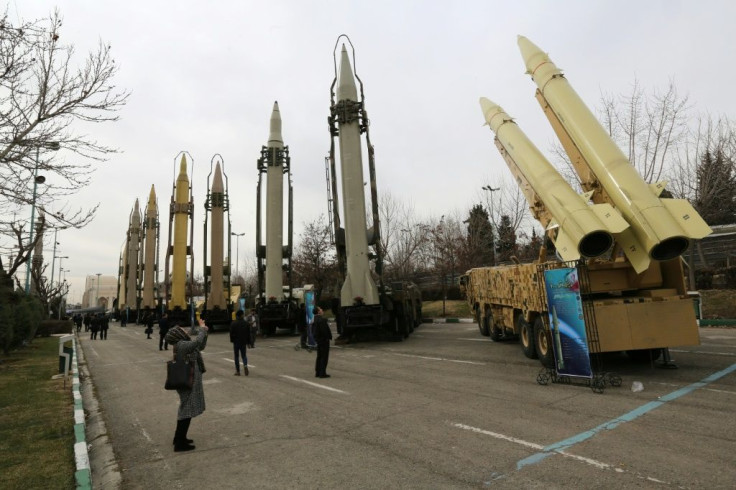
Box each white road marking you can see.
[457,338,489,342]
[221,357,255,368]
[452,422,669,482]
[393,353,485,365]
[670,349,736,357]
[280,375,348,394]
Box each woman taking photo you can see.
[165,317,209,452]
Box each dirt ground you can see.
[699,289,736,319]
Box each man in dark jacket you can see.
[313,307,332,378]
[229,310,251,376]
[159,312,170,350]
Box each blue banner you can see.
[304,291,315,326]
[543,268,592,378]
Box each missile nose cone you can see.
[268,100,283,145]
[517,35,548,75]
[177,155,189,182]
[337,43,358,102]
[148,184,156,202]
[479,97,510,132]
[212,161,224,193]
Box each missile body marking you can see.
[518,36,711,271]
[209,162,226,308]
[141,185,158,309]
[265,101,285,301]
[479,98,628,260]
[125,199,141,310]
[336,44,379,307]
[171,155,190,309]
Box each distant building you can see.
[81,275,117,310]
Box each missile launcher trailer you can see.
[464,36,711,368]
[327,36,422,341]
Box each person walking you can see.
[165,318,209,452]
[89,315,100,340]
[159,312,170,350]
[313,307,332,378]
[100,314,109,340]
[145,314,154,339]
[229,310,251,376]
[83,313,91,332]
[74,314,83,333]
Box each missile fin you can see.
[615,228,650,274]
[581,190,594,202]
[589,203,629,234]
[649,181,667,197]
[553,228,581,262]
[661,198,713,239]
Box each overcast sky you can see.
[9,0,736,303]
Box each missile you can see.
[479,97,628,260]
[518,36,711,272]
[170,155,190,309]
[125,199,141,310]
[335,44,379,307]
[209,162,226,308]
[141,185,158,309]
[551,306,565,371]
[265,101,285,301]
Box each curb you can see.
[422,318,474,324]
[71,338,91,489]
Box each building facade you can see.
[81,275,118,310]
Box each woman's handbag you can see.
[165,352,194,390]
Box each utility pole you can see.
[482,185,500,266]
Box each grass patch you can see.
[421,300,472,318]
[700,290,736,319]
[0,337,75,489]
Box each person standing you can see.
[100,314,109,340]
[229,310,251,376]
[313,307,332,378]
[165,318,209,452]
[297,303,308,348]
[246,309,257,348]
[83,313,91,332]
[159,312,170,350]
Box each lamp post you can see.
[96,273,102,307]
[55,255,68,289]
[482,185,500,266]
[24,141,60,293]
[59,279,67,320]
[231,232,245,285]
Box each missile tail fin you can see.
[661,198,712,239]
[589,203,629,234]
[615,228,651,274]
[649,181,667,197]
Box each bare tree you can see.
[378,191,426,282]
[292,215,338,301]
[0,9,129,279]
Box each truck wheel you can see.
[518,315,537,359]
[477,309,489,336]
[534,317,554,368]
[488,311,502,342]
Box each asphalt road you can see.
[79,322,736,489]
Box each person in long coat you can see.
[165,318,209,452]
[313,307,332,378]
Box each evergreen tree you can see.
[496,215,517,263]
[462,204,495,268]
[695,149,736,225]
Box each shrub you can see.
[36,320,73,337]
[695,268,714,290]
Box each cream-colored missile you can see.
[125,199,141,310]
[479,97,628,260]
[170,155,190,309]
[518,35,711,270]
[209,162,226,308]
[265,101,285,301]
[336,44,379,307]
[141,185,158,309]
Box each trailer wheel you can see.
[534,317,554,368]
[517,315,537,359]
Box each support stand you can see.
[657,348,678,369]
[537,368,622,394]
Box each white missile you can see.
[336,44,379,307]
[518,36,711,272]
[209,163,226,308]
[265,101,285,301]
[479,97,628,260]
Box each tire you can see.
[534,317,554,368]
[517,314,537,359]
[477,308,489,336]
[488,311,502,342]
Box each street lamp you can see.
[96,273,102,307]
[482,185,500,265]
[54,255,68,290]
[231,232,245,285]
[23,141,61,293]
